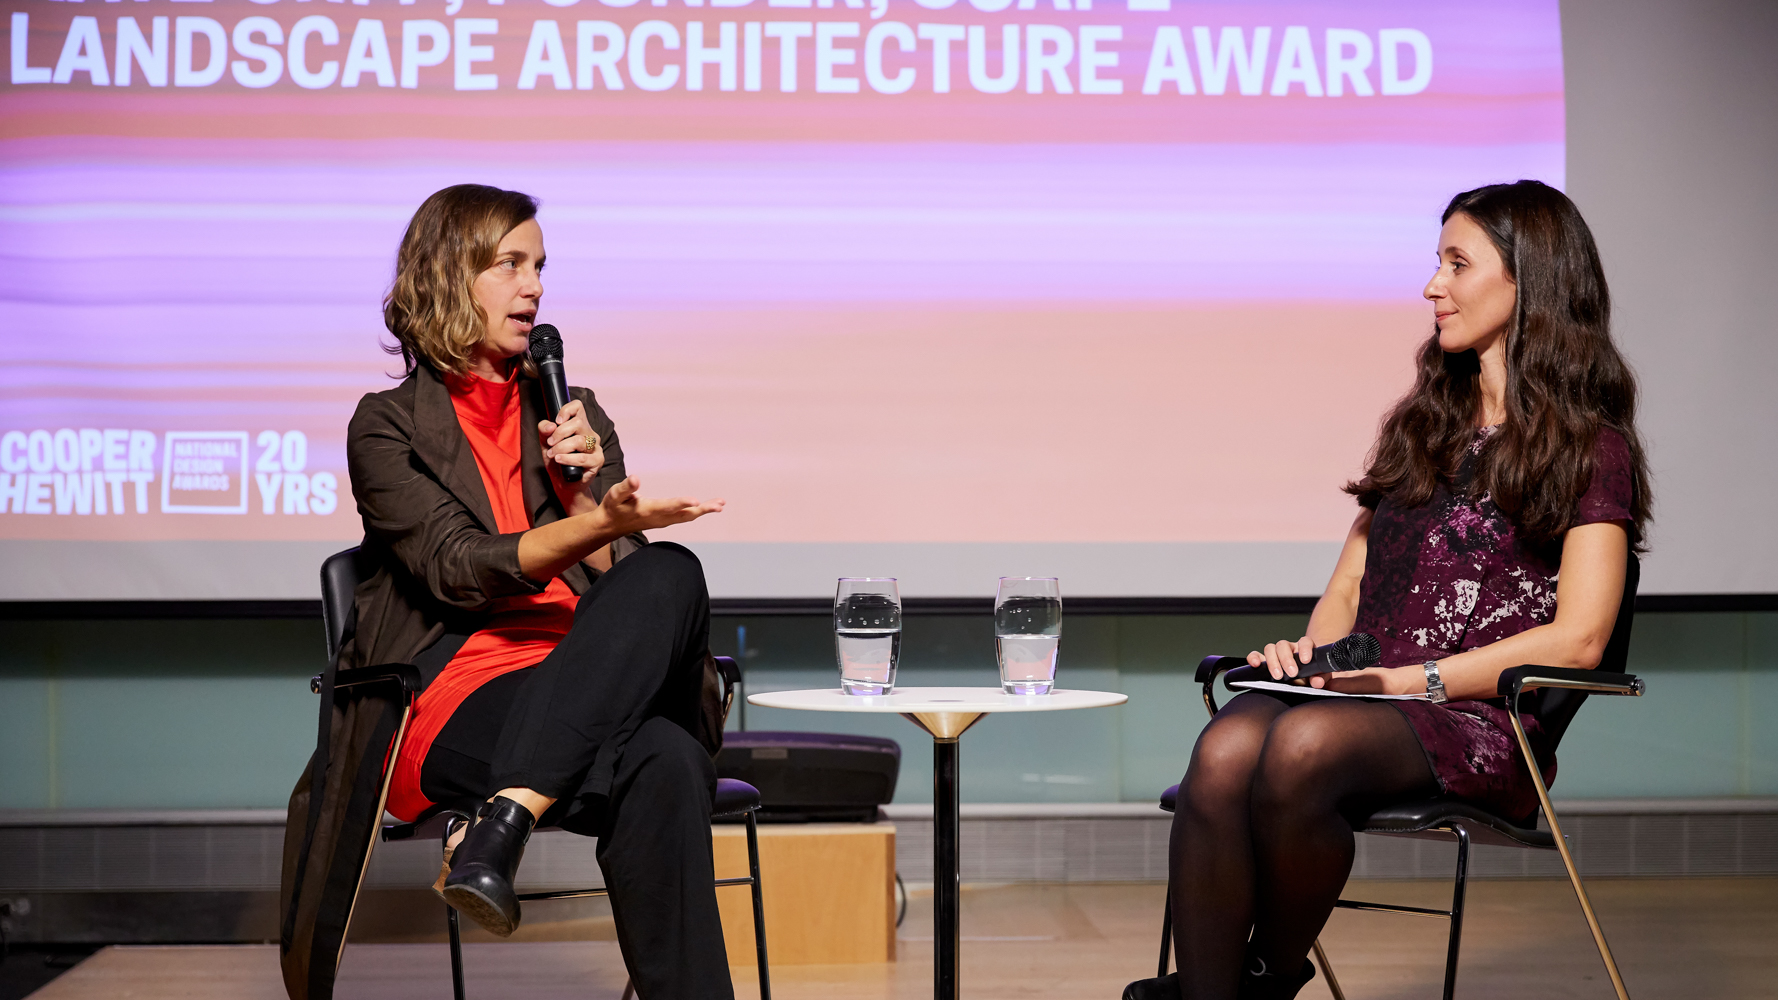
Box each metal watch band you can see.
[1423,660,1448,703]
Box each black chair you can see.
[1155,556,1644,1000]
[312,546,771,1000]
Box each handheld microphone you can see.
[1291,632,1383,677]
[527,323,583,484]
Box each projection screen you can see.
[3,0,1576,600]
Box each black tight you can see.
[1168,693,1437,998]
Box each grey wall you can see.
[1562,0,1778,593]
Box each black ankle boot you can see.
[1236,952,1315,1000]
[1120,972,1180,1000]
[440,796,535,937]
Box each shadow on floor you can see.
[0,947,97,1000]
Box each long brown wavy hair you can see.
[1345,181,1652,551]
[383,184,539,376]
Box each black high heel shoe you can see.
[1237,953,1315,1000]
[440,796,535,937]
[1121,972,1180,1000]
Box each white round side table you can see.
[747,686,1127,1000]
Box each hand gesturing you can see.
[597,475,724,535]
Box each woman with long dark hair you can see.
[1124,181,1651,1000]
[331,184,733,996]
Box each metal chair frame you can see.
[312,545,771,1000]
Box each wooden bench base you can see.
[713,822,896,965]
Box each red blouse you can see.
[385,370,580,822]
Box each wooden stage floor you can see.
[28,878,1778,999]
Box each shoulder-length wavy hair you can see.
[383,184,539,376]
[1345,180,1652,551]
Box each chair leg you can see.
[1507,710,1631,1000]
[1441,826,1470,1000]
[1551,812,1632,1000]
[447,905,466,1000]
[1311,940,1345,1000]
[1157,894,1172,978]
[746,811,772,1000]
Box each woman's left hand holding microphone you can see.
[539,399,605,515]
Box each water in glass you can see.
[835,579,901,695]
[996,577,1062,694]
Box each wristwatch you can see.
[1423,661,1449,704]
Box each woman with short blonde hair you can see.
[383,185,540,377]
[340,183,733,996]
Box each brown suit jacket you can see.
[278,363,640,1000]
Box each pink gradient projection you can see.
[0,0,1563,548]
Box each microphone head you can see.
[528,324,564,363]
[1322,631,1383,672]
[1346,631,1382,669]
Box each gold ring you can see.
[580,435,598,454]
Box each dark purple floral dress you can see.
[1352,427,1634,820]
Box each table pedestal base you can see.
[934,738,959,1000]
[901,711,984,1000]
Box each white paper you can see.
[1227,679,1434,701]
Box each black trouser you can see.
[420,542,733,1000]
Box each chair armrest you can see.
[712,655,741,727]
[309,663,422,697]
[1496,665,1644,700]
[1196,655,1250,717]
[1194,655,1244,684]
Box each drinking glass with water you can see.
[996,577,1062,695]
[835,577,901,696]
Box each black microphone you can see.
[1292,632,1383,677]
[527,323,583,484]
